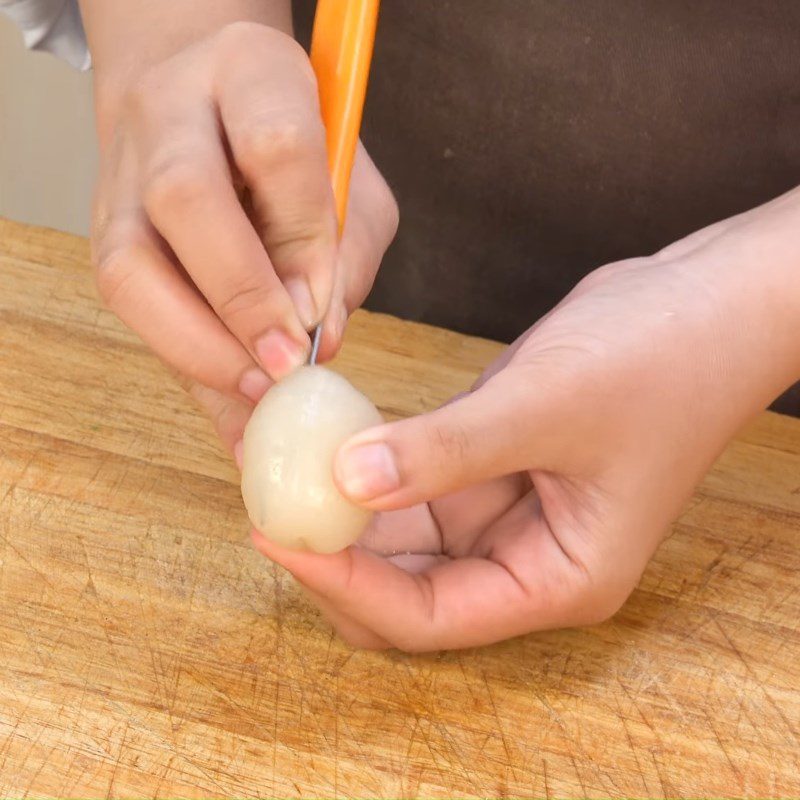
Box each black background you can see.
[294,1,800,414]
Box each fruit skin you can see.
[241,366,383,554]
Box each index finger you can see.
[251,517,587,652]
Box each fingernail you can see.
[255,329,308,381]
[336,442,400,501]
[285,277,318,330]
[234,439,244,470]
[239,368,271,403]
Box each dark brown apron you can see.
[294,1,800,414]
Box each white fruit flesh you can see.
[241,366,383,554]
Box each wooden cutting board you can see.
[1,217,799,798]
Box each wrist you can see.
[691,187,800,414]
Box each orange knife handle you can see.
[310,0,379,232]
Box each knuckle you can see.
[94,244,138,311]
[266,218,335,264]
[577,580,630,626]
[216,279,282,326]
[234,116,324,173]
[215,19,264,46]
[375,180,400,242]
[143,158,207,215]
[215,20,274,52]
[356,161,400,247]
[584,595,626,626]
[216,21,311,70]
[387,625,442,653]
[574,258,644,293]
[572,265,611,294]
[335,626,386,651]
[276,33,315,71]
[428,420,471,469]
[384,195,400,241]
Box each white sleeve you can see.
[0,0,90,70]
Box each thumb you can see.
[333,372,553,510]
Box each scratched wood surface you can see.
[1,217,799,798]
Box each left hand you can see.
[88,22,398,455]
[252,192,800,651]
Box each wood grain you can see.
[1,217,799,798]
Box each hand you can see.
[253,194,800,651]
[90,22,398,452]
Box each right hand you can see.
[91,22,398,451]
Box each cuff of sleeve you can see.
[0,0,91,71]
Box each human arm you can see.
[254,186,800,650]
